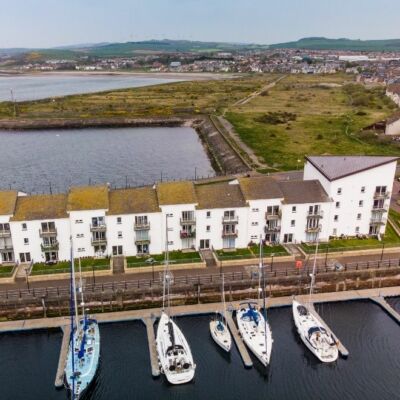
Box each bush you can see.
[255,112,297,125]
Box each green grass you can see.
[216,248,255,260]
[0,265,15,278]
[31,258,110,275]
[249,244,288,256]
[127,251,201,268]
[389,209,400,231]
[301,224,400,254]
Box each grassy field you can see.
[225,74,399,170]
[31,258,110,275]
[0,265,15,278]
[127,251,201,268]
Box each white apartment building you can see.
[0,156,397,265]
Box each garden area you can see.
[127,251,202,268]
[216,244,288,261]
[0,264,15,278]
[31,257,110,275]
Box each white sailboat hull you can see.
[156,312,195,385]
[209,320,232,352]
[236,304,273,366]
[292,300,339,363]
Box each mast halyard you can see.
[78,258,85,322]
[69,237,76,399]
[308,234,319,305]
[71,241,79,332]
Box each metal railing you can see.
[0,230,11,238]
[305,224,322,233]
[222,216,239,224]
[180,230,196,239]
[180,217,196,225]
[134,222,150,231]
[39,228,57,237]
[307,210,324,218]
[90,223,107,232]
[221,230,238,238]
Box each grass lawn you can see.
[301,223,400,254]
[225,74,399,170]
[0,265,15,277]
[31,257,110,275]
[249,244,288,256]
[216,248,255,260]
[389,209,400,231]
[127,251,201,268]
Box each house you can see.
[386,84,400,107]
[385,112,400,136]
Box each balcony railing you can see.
[0,230,11,238]
[222,230,238,238]
[90,223,107,232]
[135,237,151,245]
[307,210,324,218]
[305,224,322,233]
[265,210,281,220]
[39,228,57,237]
[374,191,390,200]
[180,230,196,239]
[91,237,107,245]
[180,217,196,225]
[0,243,13,250]
[134,222,150,231]
[41,241,59,252]
[372,206,388,213]
[370,218,387,226]
[222,216,239,224]
[265,225,281,233]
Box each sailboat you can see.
[236,236,273,366]
[156,216,196,385]
[65,245,100,399]
[209,274,232,352]
[292,238,339,363]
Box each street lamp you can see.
[25,266,30,292]
[92,264,96,289]
[270,253,275,272]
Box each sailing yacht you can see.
[156,216,196,385]
[209,274,232,352]
[65,251,100,399]
[292,239,339,363]
[236,237,273,366]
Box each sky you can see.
[1,0,400,48]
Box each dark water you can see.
[1,302,399,400]
[0,127,214,193]
[0,75,182,102]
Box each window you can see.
[252,208,259,212]
[75,219,83,224]
[251,222,258,226]
[118,231,123,239]
[206,211,211,218]
[135,215,148,226]
[267,205,280,215]
[206,225,211,232]
[375,186,387,194]
[167,241,173,245]
[357,213,361,220]
[182,210,195,222]
[92,216,105,227]
[223,210,235,220]
[332,228,337,236]
[22,223,27,231]
[292,206,296,213]
[41,221,55,232]
[361,186,365,193]
[251,235,258,240]
[291,220,295,227]
[23,238,29,245]
[19,252,31,263]
[0,223,10,232]
[117,217,122,224]
[337,188,342,195]
[76,233,84,238]
[359,200,363,207]
[335,202,340,208]
[334,215,339,222]
[77,248,85,252]
[356,226,360,233]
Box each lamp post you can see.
[380,243,385,262]
[25,267,30,292]
[270,253,275,272]
[324,242,330,266]
[92,264,96,289]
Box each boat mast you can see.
[261,235,268,366]
[221,273,227,323]
[162,214,171,316]
[258,236,262,305]
[308,233,320,305]
[71,240,79,330]
[69,237,76,398]
[78,258,86,322]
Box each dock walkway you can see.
[143,316,160,377]
[54,324,71,388]
[370,296,400,324]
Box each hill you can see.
[270,37,400,52]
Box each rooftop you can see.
[11,194,68,221]
[279,180,331,204]
[67,185,109,211]
[195,181,246,209]
[306,155,399,181]
[107,187,160,215]
[238,176,284,200]
[156,181,197,205]
[0,191,18,216]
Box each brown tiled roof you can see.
[11,194,68,221]
[279,180,331,204]
[67,185,109,211]
[156,181,197,205]
[107,187,160,215]
[195,181,247,209]
[306,155,399,181]
[0,191,18,215]
[238,176,283,200]
[386,111,400,124]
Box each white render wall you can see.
[0,215,13,263]
[385,119,400,136]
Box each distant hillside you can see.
[270,37,400,52]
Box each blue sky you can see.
[1,0,399,48]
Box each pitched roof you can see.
[107,187,160,215]
[388,84,400,95]
[278,180,331,204]
[306,155,399,181]
[67,185,109,211]
[387,111,400,124]
[195,181,247,209]
[156,181,197,205]
[0,191,18,216]
[238,176,283,200]
[11,194,68,221]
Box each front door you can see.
[112,246,123,256]
[200,239,210,249]
[283,234,293,243]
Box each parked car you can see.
[327,260,344,272]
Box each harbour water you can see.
[0,74,182,102]
[0,127,214,193]
[0,301,399,399]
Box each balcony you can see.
[372,206,388,213]
[0,230,11,238]
[180,230,196,239]
[374,191,390,200]
[135,236,151,245]
[307,210,324,219]
[180,217,196,225]
[222,216,239,224]
[265,210,281,220]
[134,222,150,231]
[90,223,107,232]
[41,241,59,252]
[305,224,322,233]
[265,225,281,233]
[39,228,57,237]
[370,218,387,226]
[0,243,13,251]
[222,230,238,238]
[91,237,107,246]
